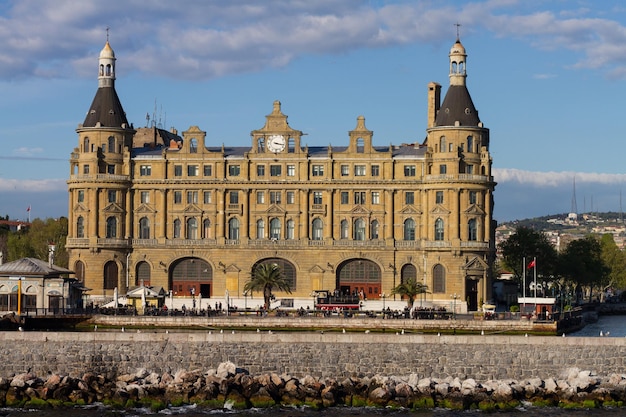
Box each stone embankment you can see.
[2,363,626,411]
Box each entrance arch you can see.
[170,257,212,298]
[336,259,381,299]
[251,258,297,290]
[104,261,118,290]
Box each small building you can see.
[126,285,167,314]
[0,256,87,315]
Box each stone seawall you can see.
[0,332,623,381]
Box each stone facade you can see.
[66,37,496,312]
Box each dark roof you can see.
[435,85,481,127]
[0,258,73,277]
[83,86,129,128]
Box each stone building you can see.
[66,37,496,312]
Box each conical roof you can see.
[82,86,129,127]
[434,85,480,127]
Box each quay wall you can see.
[0,331,623,381]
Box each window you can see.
[76,216,84,238]
[371,165,380,176]
[257,165,265,177]
[187,191,198,204]
[83,138,89,153]
[466,165,474,174]
[139,217,150,239]
[140,191,150,204]
[449,143,455,152]
[203,191,212,204]
[370,220,379,239]
[467,136,474,153]
[404,165,416,177]
[371,191,380,204]
[108,190,116,203]
[468,218,478,241]
[256,219,265,239]
[286,220,295,239]
[354,218,366,241]
[187,165,199,176]
[357,138,364,153]
[436,191,444,204]
[405,191,414,205]
[106,216,117,238]
[190,138,198,153]
[174,191,182,204]
[257,138,265,152]
[340,219,349,239]
[203,165,212,176]
[257,191,265,204]
[173,219,181,238]
[203,219,211,238]
[341,191,349,204]
[108,136,115,153]
[229,191,239,204]
[287,165,295,176]
[228,218,240,240]
[313,191,323,205]
[228,165,240,176]
[404,218,415,241]
[312,218,323,240]
[439,136,446,152]
[83,165,89,175]
[77,190,84,203]
[354,191,365,205]
[287,191,295,204]
[174,165,183,176]
[312,165,324,176]
[140,165,151,176]
[435,218,444,241]
[433,264,446,293]
[440,165,447,174]
[341,165,349,176]
[270,165,282,176]
[270,191,281,204]
[354,165,366,176]
[469,191,477,205]
[270,218,281,240]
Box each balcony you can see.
[395,240,421,248]
[460,241,490,249]
[66,238,90,248]
[423,240,452,248]
[96,238,130,248]
[333,240,387,248]
[165,238,217,246]
[226,204,242,214]
[248,239,303,247]
[132,239,159,246]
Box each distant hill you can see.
[499,211,626,233]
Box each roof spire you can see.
[454,22,461,41]
[106,26,110,42]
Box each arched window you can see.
[108,136,115,153]
[203,219,211,239]
[467,136,474,153]
[401,264,417,284]
[338,259,381,296]
[186,218,198,239]
[253,258,297,290]
[171,258,213,298]
[357,137,364,153]
[99,64,104,76]
[370,220,379,240]
[433,264,446,293]
[403,218,415,241]
[354,218,366,241]
[340,220,349,239]
[139,217,150,239]
[435,218,444,241]
[173,219,181,238]
[105,64,112,76]
[286,219,295,239]
[468,218,477,241]
[76,216,84,238]
[439,136,446,152]
[228,218,240,240]
[74,260,85,283]
[136,261,151,286]
[103,261,118,290]
[83,137,90,153]
[190,138,198,153]
[312,218,323,240]
[256,219,265,239]
[270,218,281,240]
[106,216,117,238]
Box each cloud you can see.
[0,178,66,192]
[494,168,626,188]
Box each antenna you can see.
[106,26,110,42]
[571,176,578,215]
[454,23,461,40]
[621,188,623,223]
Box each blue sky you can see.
[2,0,626,223]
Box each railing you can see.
[395,240,421,248]
[97,238,130,247]
[133,238,159,246]
[248,239,303,247]
[333,240,387,247]
[460,241,489,248]
[308,240,326,246]
[96,174,130,181]
[66,238,90,247]
[423,240,452,248]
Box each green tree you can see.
[599,233,626,296]
[499,226,558,286]
[6,217,68,266]
[390,277,429,308]
[243,263,292,310]
[559,236,608,303]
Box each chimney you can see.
[427,82,441,129]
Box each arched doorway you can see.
[336,259,381,299]
[104,261,118,291]
[170,258,212,298]
[135,261,151,287]
[251,258,297,290]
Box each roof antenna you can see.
[106,26,110,42]
[454,23,461,41]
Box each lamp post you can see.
[451,293,459,320]
[310,291,318,312]
[243,290,249,311]
[379,293,386,317]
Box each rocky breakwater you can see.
[2,363,626,411]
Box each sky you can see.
[2,0,626,223]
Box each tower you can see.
[67,37,135,296]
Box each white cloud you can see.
[494,168,626,187]
[0,178,66,193]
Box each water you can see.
[9,315,626,416]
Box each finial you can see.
[454,22,461,41]
[106,26,110,42]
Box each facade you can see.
[67,37,496,312]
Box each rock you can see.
[217,362,236,379]
[368,386,391,405]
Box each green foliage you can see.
[499,226,558,283]
[390,277,429,308]
[243,263,292,310]
[5,217,68,267]
[600,234,626,292]
[560,236,608,302]
[509,305,519,312]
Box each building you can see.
[66,37,496,312]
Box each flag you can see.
[26,205,30,212]
[527,259,536,269]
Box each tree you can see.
[499,226,558,286]
[390,277,429,308]
[599,233,626,296]
[559,236,608,303]
[6,217,68,267]
[243,263,292,310]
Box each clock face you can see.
[268,134,285,152]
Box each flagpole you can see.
[522,257,526,313]
[533,256,537,313]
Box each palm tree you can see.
[391,277,429,308]
[243,263,292,310]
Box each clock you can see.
[267,134,286,152]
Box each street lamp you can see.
[379,293,387,316]
[451,293,459,320]
[243,290,249,311]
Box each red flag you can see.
[26,206,30,212]
[527,259,536,269]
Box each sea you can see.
[4,315,626,417]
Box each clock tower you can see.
[251,100,303,154]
